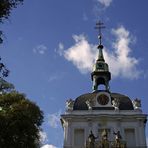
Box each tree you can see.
[0,78,14,93]
[0,57,14,94]
[0,91,44,148]
[0,0,24,43]
[0,57,9,78]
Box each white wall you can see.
[62,112,147,148]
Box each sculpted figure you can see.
[86,100,93,110]
[132,98,141,110]
[112,98,120,110]
[101,129,108,140]
[101,129,109,148]
[113,131,122,143]
[66,99,74,111]
[88,131,97,148]
[112,131,126,148]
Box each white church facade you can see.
[61,22,147,148]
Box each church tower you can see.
[61,22,147,148]
[91,22,111,92]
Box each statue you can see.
[101,129,108,140]
[66,99,74,111]
[87,130,97,148]
[112,131,126,148]
[100,129,109,148]
[132,98,141,110]
[112,98,120,110]
[86,100,93,110]
[113,131,122,142]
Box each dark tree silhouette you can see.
[0,78,14,93]
[0,57,9,78]
[0,0,24,43]
[0,57,13,93]
[0,59,44,147]
[0,92,44,148]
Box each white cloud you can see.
[55,43,64,56]
[62,34,96,74]
[58,26,141,79]
[59,43,64,50]
[41,144,57,148]
[33,44,47,55]
[97,0,113,7]
[107,26,140,78]
[48,111,61,128]
[39,131,48,143]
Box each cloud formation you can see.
[55,43,64,56]
[39,131,48,143]
[41,144,57,148]
[63,34,96,74]
[58,26,141,79]
[97,0,113,7]
[33,44,47,55]
[48,111,61,128]
[107,26,140,78]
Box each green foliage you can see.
[0,92,44,148]
[0,78,14,93]
[0,0,24,43]
[0,0,23,23]
[0,57,9,78]
[0,58,12,93]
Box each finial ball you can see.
[97,44,103,49]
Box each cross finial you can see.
[95,21,105,45]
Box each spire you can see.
[97,44,105,62]
[91,21,111,92]
[95,21,105,62]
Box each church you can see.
[60,22,147,148]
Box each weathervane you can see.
[95,21,105,45]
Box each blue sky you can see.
[1,0,148,147]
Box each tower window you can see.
[97,64,104,69]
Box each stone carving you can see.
[112,131,127,148]
[86,100,93,110]
[132,98,141,110]
[113,131,122,142]
[87,131,97,148]
[101,129,108,140]
[66,99,74,111]
[100,129,109,148]
[112,98,120,110]
[85,130,127,148]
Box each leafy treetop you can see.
[0,91,44,148]
[0,0,24,43]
